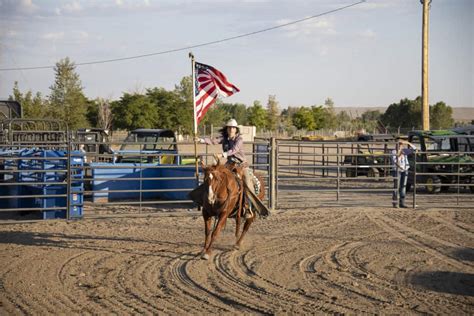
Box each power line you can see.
[0,0,366,72]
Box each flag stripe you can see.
[194,62,239,125]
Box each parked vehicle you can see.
[116,129,178,163]
[75,128,113,161]
[0,100,22,120]
[343,134,396,178]
[407,130,474,193]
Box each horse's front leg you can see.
[201,214,213,259]
[202,213,227,260]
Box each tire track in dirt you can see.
[1,249,88,315]
[216,216,375,315]
[58,250,163,314]
[119,243,200,314]
[366,211,473,272]
[293,211,395,308]
[160,209,355,314]
[58,251,133,313]
[253,209,350,236]
[213,249,317,314]
[233,247,356,314]
[0,251,43,315]
[300,242,395,312]
[171,208,360,313]
[55,251,97,313]
[297,228,470,314]
[424,212,474,237]
[343,241,473,313]
[161,253,243,314]
[115,255,165,314]
[242,210,389,313]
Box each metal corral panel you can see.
[90,163,197,202]
[159,167,198,200]
[15,149,84,219]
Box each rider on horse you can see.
[198,119,264,218]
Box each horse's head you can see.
[202,163,224,206]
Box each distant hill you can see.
[334,107,474,122]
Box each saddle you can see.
[187,159,269,218]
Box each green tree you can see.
[48,57,89,129]
[266,95,280,131]
[322,98,337,129]
[281,106,299,134]
[311,105,326,129]
[85,99,99,127]
[173,76,194,135]
[430,101,454,129]
[9,81,46,119]
[335,110,352,129]
[220,102,248,125]
[360,109,382,132]
[381,97,422,129]
[111,93,158,130]
[200,103,228,133]
[293,107,315,130]
[361,109,382,122]
[247,100,267,131]
[146,87,181,129]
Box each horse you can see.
[196,160,266,260]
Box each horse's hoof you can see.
[201,253,210,260]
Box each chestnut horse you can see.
[198,162,265,260]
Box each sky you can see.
[0,0,472,109]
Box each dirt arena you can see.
[0,205,472,314]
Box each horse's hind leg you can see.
[235,216,254,249]
[235,216,241,239]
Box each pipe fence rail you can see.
[0,131,272,219]
[1,131,472,220]
[273,139,473,209]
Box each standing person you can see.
[199,118,261,218]
[392,139,417,208]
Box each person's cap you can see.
[225,118,238,127]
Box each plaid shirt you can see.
[204,134,247,163]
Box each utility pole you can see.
[421,0,432,130]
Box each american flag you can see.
[194,62,240,125]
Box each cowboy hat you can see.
[225,118,238,127]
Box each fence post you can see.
[139,144,143,213]
[269,137,277,211]
[66,130,72,220]
[322,143,325,177]
[457,150,460,205]
[298,142,301,176]
[413,151,417,208]
[336,143,340,201]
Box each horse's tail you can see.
[255,173,265,200]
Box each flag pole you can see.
[189,52,199,180]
